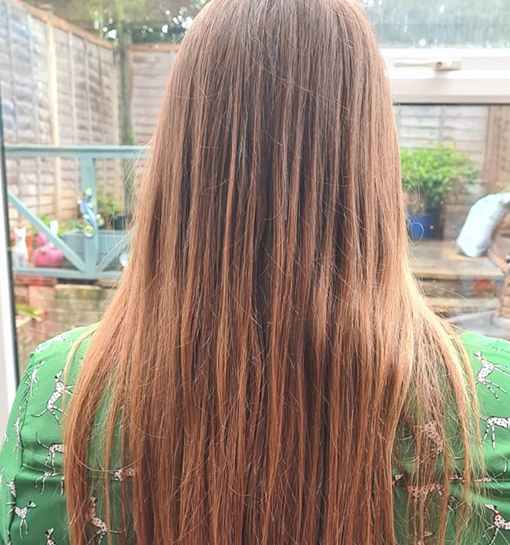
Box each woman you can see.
[1,0,510,543]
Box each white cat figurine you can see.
[12,227,29,268]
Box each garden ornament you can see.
[12,228,29,268]
[33,221,64,268]
[78,189,104,237]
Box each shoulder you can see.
[457,330,510,441]
[27,324,97,397]
[30,324,97,372]
[455,331,510,542]
[458,329,510,358]
[30,324,96,415]
[15,324,97,430]
[3,323,96,445]
[0,325,96,545]
[457,330,510,404]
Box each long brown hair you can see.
[64,0,482,543]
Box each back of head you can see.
[64,1,481,544]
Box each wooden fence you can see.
[2,0,510,239]
[0,0,122,222]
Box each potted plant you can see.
[401,143,479,240]
[59,192,130,271]
[97,191,124,230]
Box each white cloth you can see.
[456,193,510,258]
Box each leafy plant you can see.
[31,213,50,236]
[32,213,59,237]
[61,218,86,233]
[97,192,123,228]
[33,214,81,237]
[15,304,43,321]
[401,143,479,213]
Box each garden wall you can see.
[484,106,510,194]
[14,277,115,370]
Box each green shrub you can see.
[401,143,479,213]
[60,218,86,233]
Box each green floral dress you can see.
[2,325,510,544]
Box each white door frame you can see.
[0,138,17,439]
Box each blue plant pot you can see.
[408,210,440,240]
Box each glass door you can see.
[384,49,510,338]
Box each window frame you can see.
[383,49,510,104]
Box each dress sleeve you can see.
[392,331,510,544]
[0,353,37,545]
[0,330,89,545]
[456,331,510,545]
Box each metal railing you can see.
[5,144,145,280]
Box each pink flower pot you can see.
[33,246,64,268]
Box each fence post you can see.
[80,156,99,276]
[119,28,134,215]
[45,8,63,221]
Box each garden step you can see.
[409,240,505,300]
[418,277,503,299]
[426,296,500,315]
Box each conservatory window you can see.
[1,0,510,431]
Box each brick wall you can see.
[14,277,115,368]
